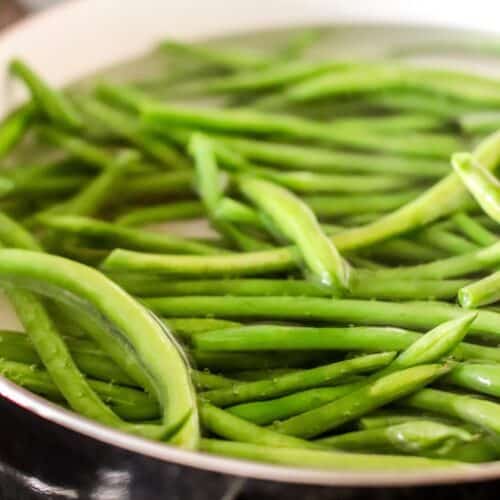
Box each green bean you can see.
[6,288,139,431]
[200,439,462,470]
[238,174,350,291]
[12,175,91,198]
[444,363,500,399]
[160,317,242,336]
[141,295,500,339]
[317,421,476,454]
[39,126,153,174]
[141,101,463,159]
[9,59,82,130]
[122,277,467,301]
[213,135,450,177]
[368,239,500,279]
[404,388,500,436]
[0,358,159,421]
[0,215,164,436]
[0,210,43,250]
[228,368,302,381]
[227,383,363,425]
[272,363,449,438]
[193,323,499,363]
[0,105,34,160]
[203,60,344,93]
[39,126,116,168]
[121,171,193,201]
[115,201,204,227]
[79,98,189,169]
[188,133,224,213]
[191,350,332,372]
[102,247,295,276]
[283,64,403,101]
[414,227,479,256]
[200,351,395,407]
[254,169,415,194]
[459,112,500,135]
[359,412,455,430]
[199,402,319,449]
[361,238,447,264]
[305,191,421,218]
[159,40,270,70]
[285,64,500,107]
[459,271,500,308]
[452,152,500,224]
[43,150,139,217]
[106,131,500,274]
[332,114,446,133]
[37,214,224,255]
[190,370,236,391]
[0,329,135,386]
[371,90,479,118]
[452,213,497,246]
[0,249,198,447]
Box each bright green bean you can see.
[0,358,159,421]
[271,364,450,438]
[192,321,498,363]
[199,402,319,449]
[43,150,139,217]
[201,351,395,406]
[452,213,497,246]
[0,105,34,160]
[317,421,475,454]
[121,171,193,201]
[159,40,270,70]
[459,271,500,308]
[404,388,500,436]
[9,59,82,130]
[213,135,450,177]
[444,363,500,399]
[141,295,500,339]
[200,439,462,470]
[238,174,350,291]
[0,249,198,448]
[80,98,189,169]
[37,214,224,255]
[125,277,468,301]
[305,191,421,218]
[452,152,500,224]
[115,201,204,227]
[226,383,363,425]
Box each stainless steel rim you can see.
[0,375,498,487]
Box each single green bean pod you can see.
[9,59,82,130]
[238,174,350,291]
[452,152,500,224]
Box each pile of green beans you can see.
[5,30,500,472]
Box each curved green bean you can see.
[452,152,500,224]
[0,249,198,448]
[238,174,350,290]
[0,105,34,160]
[9,59,82,130]
[37,214,224,255]
[200,439,462,470]
[201,351,394,407]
